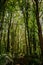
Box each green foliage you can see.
[0,0,43,65]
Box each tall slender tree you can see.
[0,0,8,54]
[7,12,12,52]
[34,0,43,56]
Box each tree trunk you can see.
[0,11,5,54]
[25,0,31,55]
[7,13,12,52]
[35,0,43,56]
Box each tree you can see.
[0,0,8,54]
[7,12,12,52]
[34,0,43,56]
